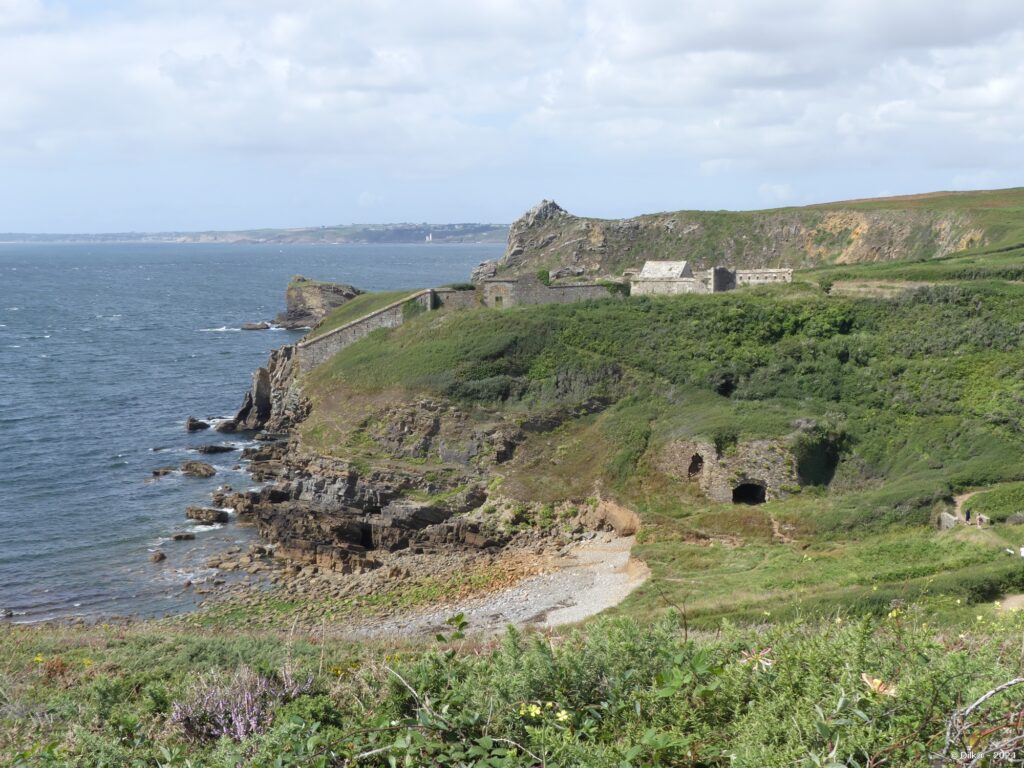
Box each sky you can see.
[1,0,1023,231]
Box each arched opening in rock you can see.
[687,453,704,478]
[732,482,766,505]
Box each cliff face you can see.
[276,277,362,329]
[489,198,990,280]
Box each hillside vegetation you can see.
[11,243,1024,765]
[494,188,1024,280]
[304,272,1024,624]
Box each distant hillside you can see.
[489,188,1024,280]
[0,222,509,245]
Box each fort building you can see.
[630,261,791,296]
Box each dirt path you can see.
[340,533,649,640]
[769,513,795,544]
[998,594,1024,611]
[953,490,981,520]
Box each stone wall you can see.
[736,268,793,286]
[631,277,701,296]
[481,275,616,307]
[433,288,482,310]
[296,289,434,373]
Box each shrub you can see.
[170,665,313,742]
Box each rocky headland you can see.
[474,193,1003,283]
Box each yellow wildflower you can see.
[82,658,93,667]
[861,673,897,697]
[556,710,571,723]
[33,654,44,664]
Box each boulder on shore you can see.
[150,550,167,563]
[186,416,210,432]
[196,444,235,455]
[241,322,271,331]
[214,420,239,433]
[181,461,216,478]
[186,506,230,524]
[152,466,176,477]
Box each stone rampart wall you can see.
[482,275,615,307]
[433,288,482,310]
[296,290,433,373]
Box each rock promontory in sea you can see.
[274,276,363,329]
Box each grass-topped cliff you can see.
[493,187,1024,280]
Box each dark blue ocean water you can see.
[0,242,500,623]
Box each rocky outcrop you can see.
[229,344,307,433]
[491,197,991,281]
[275,276,363,329]
[195,444,235,454]
[186,506,230,524]
[185,417,210,432]
[212,444,498,574]
[358,399,522,467]
[181,461,216,478]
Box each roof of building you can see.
[638,260,693,279]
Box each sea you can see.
[0,242,501,623]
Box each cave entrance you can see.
[687,453,704,478]
[732,482,766,505]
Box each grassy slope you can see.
[304,289,419,339]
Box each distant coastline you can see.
[0,221,509,246]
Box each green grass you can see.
[304,289,420,338]
[8,609,1024,766]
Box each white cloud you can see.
[1,0,1023,228]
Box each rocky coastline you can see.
[161,281,644,634]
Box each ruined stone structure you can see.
[656,438,799,504]
[630,260,790,296]
[480,274,615,308]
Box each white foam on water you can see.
[199,326,241,332]
[189,522,224,532]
